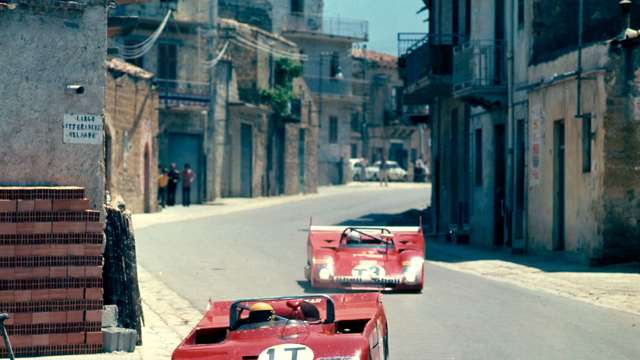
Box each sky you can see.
[323,0,427,55]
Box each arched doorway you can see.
[143,143,151,213]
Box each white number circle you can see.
[258,344,314,360]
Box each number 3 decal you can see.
[258,344,314,360]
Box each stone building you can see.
[104,58,159,213]
[0,0,108,209]
[352,48,430,178]
[401,0,640,264]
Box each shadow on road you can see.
[333,207,639,275]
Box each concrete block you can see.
[102,327,137,353]
[102,305,118,328]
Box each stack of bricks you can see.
[0,187,104,357]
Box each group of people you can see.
[157,163,195,208]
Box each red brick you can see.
[0,245,15,256]
[86,222,104,233]
[50,266,67,278]
[14,268,33,280]
[14,245,32,256]
[67,311,84,323]
[85,332,103,346]
[32,312,50,324]
[0,223,17,235]
[50,311,67,323]
[31,289,50,301]
[0,200,16,213]
[34,199,52,211]
[0,268,14,278]
[85,266,102,278]
[85,310,102,322]
[49,333,68,346]
[48,289,66,300]
[67,332,84,345]
[12,312,32,325]
[67,288,84,299]
[68,266,85,278]
[16,199,35,212]
[85,244,103,256]
[0,291,15,303]
[51,222,86,233]
[85,288,103,300]
[52,199,90,211]
[30,245,50,256]
[14,290,31,302]
[16,222,52,234]
[32,334,49,346]
[68,244,84,256]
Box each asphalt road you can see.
[135,186,640,360]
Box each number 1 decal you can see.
[258,344,314,360]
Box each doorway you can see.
[143,144,151,213]
[168,133,203,205]
[240,123,253,198]
[494,124,506,247]
[553,120,565,251]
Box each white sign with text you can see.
[63,114,104,144]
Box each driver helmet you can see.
[347,230,361,243]
[248,302,275,323]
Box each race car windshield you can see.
[230,297,331,331]
[343,228,394,249]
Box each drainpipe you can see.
[576,0,584,118]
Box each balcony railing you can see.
[280,13,368,41]
[453,40,507,106]
[156,79,210,109]
[398,33,462,103]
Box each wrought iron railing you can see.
[398,33,463,87]
[156,79,210,109]
[280,13,369,41]
[453,40,507,93]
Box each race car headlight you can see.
[313,257,334,281]
[402,257,424,284]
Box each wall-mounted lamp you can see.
[65,84,85,95]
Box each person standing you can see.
[379,155,389,187]
[167,163,180,206]
[181,163,195,207]
[157,168,169,208]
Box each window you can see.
[518,0,525,29]
[351,144,358,158]
[329,116,338,144]
[157,43,177,89]
[291,0,304,14]
[475,129,483,186]
[582,113,592,173]
[465,0,472,38]
[330,52,341,78]
[351,112,361,132]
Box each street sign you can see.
[63,113,104,144]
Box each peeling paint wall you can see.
[0,4,107,209]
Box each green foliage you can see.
[260,58,303,117]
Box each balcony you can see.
[397,33,460,105]
[453,40,507,109]
[280,14,368,42]
[156,79,210,110]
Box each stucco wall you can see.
[0,4,107,209]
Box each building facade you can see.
[400,0,640,264]
[0,0,108,209]
[104,58,160,213]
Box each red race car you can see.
[305,226,425,292]
[172,293,389,360]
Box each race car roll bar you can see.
[229,295,336,330]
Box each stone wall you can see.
[104,61,159,214]
[0,3,107,209]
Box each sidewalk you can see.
[428,241,640,316]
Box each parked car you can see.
[349,158,376,181]
[368,161,408,182]
[305,225,425,292]
[172,294,390,360]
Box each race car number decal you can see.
[352,262,386,279]
[258,344,314,360]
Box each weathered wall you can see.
[527,45,609,262]
[104,65,159,213]
[0,4,107,209]
[600,46,640,262]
